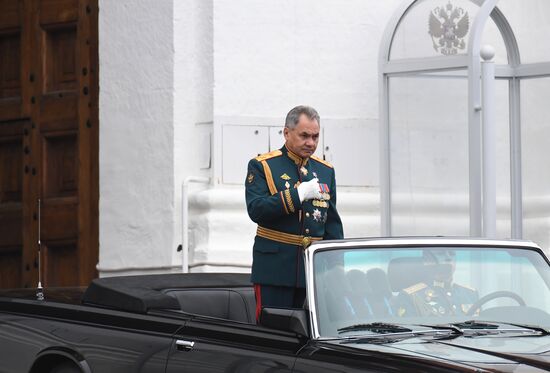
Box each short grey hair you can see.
[284,105,320,129]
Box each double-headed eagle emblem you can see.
[429,2,469,55]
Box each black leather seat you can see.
[163,287,256,324]
[346,268,394,318]
[365,268,394,317]
[320,266,358,321]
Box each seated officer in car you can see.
[393,249,479,317]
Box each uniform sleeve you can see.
[323,168,344,240]
[245,159,301,224]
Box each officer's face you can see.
[425,250,456,282]
[284,114,320,159]
[430,250,456,264]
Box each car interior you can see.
[162,287,257,324]
[82,273,259,324]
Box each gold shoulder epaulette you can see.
[311,155,333,168]
[403,282,427,295]
[255,150,282,162]
[456,283,477,292]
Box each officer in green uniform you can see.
[393,249,478,317]
[245,105,344,320]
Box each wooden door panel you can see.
[43,242,78,286]
[39,0,78,25]
[0,250,22,288]
[43,133,78,198]
[0,100,22,122]
[0,207,22,247]
[0,0,25,123]
[0,140,22,203]
[40,94,78,129]
[36,1,80,287]
[0,0,20,29]
[0,32,22,122]
[41,201,78,241]
[0,120,24,287]
[0,0,97,289]
[44,24,77,93]
[0,33,21,99]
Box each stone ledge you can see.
[186,186,550,271]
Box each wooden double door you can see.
[0,0,98,288]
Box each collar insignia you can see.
[285,146,309,166]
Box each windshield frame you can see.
[304,237,548,340]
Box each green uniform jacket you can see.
[245,145,344,288]
[392,281,479,317]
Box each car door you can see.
[0,301,187,373]
[166,316,305,372]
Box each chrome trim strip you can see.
[176,340,195,351]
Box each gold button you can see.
[305,229,310,234]
[306,212,310,218]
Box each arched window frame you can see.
[378,0,550,237]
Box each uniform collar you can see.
[283,145,309,166]
[432,280,452,290]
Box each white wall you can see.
[99,0,177,276]
[172,0,214,266]
[97,0,550,276]
[185,0,400,272]
[98,0,215,276]
[213,0,398,119]
[211,0,400,184]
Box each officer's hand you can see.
[298,178,322,202]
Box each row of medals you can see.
[282,167,330,205]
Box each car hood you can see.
[322,334,550,371]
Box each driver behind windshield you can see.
[392,250,479,317]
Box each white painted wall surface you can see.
[98,0,177,276]
[99,0,215,276]
[172,0,214,267]
[97,0,550,277]
[186,0,400,272]
[211,0,400,185]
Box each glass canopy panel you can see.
[497,0,550,64]
[521,78,550,250]
[389,74,469,235]
[390,0,485,61]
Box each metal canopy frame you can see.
[379,0,550,237]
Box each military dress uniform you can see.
[245,145,343,315]
[393,281,479,317]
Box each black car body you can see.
[1,237,550,372]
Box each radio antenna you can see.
[36,198,44,301]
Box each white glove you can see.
[298,178,322,202]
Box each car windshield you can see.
[312,245,550,337]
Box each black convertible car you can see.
[1,237,550,372]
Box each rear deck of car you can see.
[82,272,257,323]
